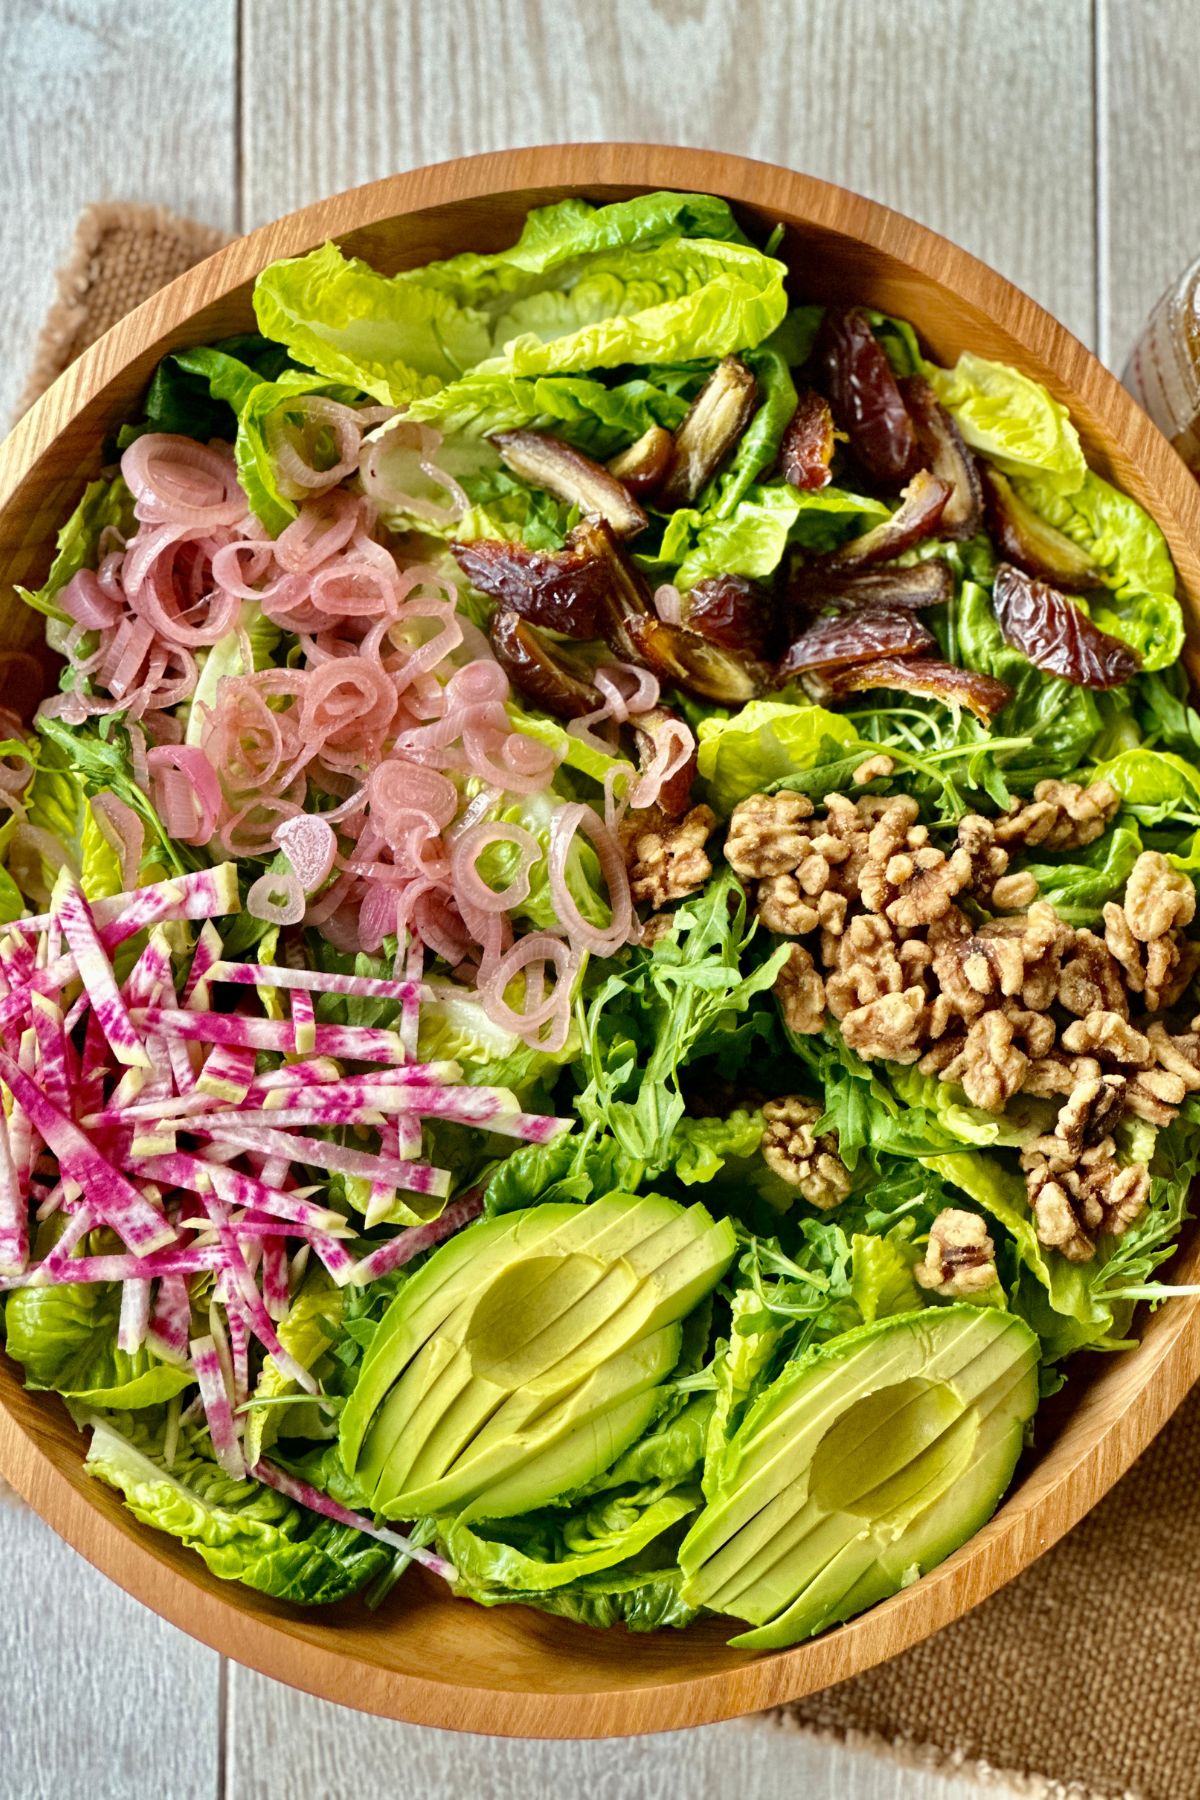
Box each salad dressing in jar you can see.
[1124,256,1200,474]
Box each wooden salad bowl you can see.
[1,143,1200,1739]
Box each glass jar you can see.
[1124,256,1200,473]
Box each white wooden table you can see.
[0,3,1194,1795]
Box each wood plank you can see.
[226,1667,993,1800]
[1100,0,1199,371]
[0,1499,221,1799]
[0,0,239,427]
[241,0,1095,343]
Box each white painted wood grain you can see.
[225,1666,995,1800]
[241,0,1097,344]
[0,0,238,426]
[0,1500,220,1800]
[1099,0,1199,370]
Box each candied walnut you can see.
[1147,1023,1200,1093]
[977,903,1074,1010]
[859,797,972,928]
[852,753,896,784]
[757,874,820,936]
[638,912,677,948]
[1021,1073,1148,1261]
[825,914,909,1016]
[1022,1052,1102,1097]
[774,943,826,1035]
[1125,1067,1190,1125]
[1060,1010,1152,1068]
[725,792,815,878]
[994,778,1120,851]
[1125,850,1196,941]
[914,1209,998,1298]
[1057,929,1129,1019]
[935,1009,1030,1112]
[760,1096,852,1209]
[840,987,928,1064]
[955,812,1009,893]
[991,870,1039,911]
[623,804,715,907]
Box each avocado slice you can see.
[679,1305,1038,1647]
[341,1194,736,1519]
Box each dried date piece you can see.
[780,388,836,491]
[818,308,921,487]
[777,606,935,678]
[790,559,954,618]
[658,357,759,507]
[632,704,698,818]
[993,562,1140,689]
[491,430,648,538]
[574,516,656,663]
[685,573,774,655]
[488,609,600,719]
[813,656,1013,724]
[824,469,952,569]
[607,426,675,496]
[451,529,610,638]
[622,614,767,704]
[982,467,1097,591]
[899,375,983,539]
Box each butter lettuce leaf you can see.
[1011,468,1183,671]
[83,1415,392,1604]
[657,481,888,591]
[407,370,689,458]
[926,351,1086,487]
[16,476,134,625]
[696,700,859,815]
[6,1281,192,1409]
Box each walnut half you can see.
[914,1209,999,1298]
[760,1096,852,1209]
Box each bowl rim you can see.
[2,140,1200,1739]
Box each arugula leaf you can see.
[574,870,790,1182]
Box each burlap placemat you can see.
[15,203,1200,1800]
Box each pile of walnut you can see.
[630,772,1200,1265]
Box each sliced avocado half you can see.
[339,1193,736,1522]
[679,1305,1038,1648]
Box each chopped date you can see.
[790,559,953,618]
[685,573,774,655]
[608,425,675,496]
[982,469,1098,591]
[451,530,611,638]
[780,388,836,491]
[824,469,951,569]
[632,705,698,818]
[488,609,601,719]
[992,562,1140,689]
[659,357,759,507]
[898,376,983,539]
[577,516,657,663]
[818,308,922,488]
[813,657,1013,724]
[777,607,936,678]
[491,429,648,538]
[622,614,767,704]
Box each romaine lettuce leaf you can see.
[1088,746,1200,826]
[668,1109,764,1185]
[925,351,1086,488]
[407,369,689,458]
[849,1228,922,1325]
[656,480,888,590]
[1022,824,1143,926]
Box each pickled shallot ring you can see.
[451,821,542,914]
[146,744,221,847]
[246,869,307,927]
[481,932,575,1045]
[547,801,632,956]
[272,815,337,893]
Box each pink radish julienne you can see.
[0,874,562,1572]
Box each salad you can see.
[1,189,1199,1647]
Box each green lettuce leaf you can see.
[243,1279,345,1467]
[128,335,296,443]
[668,1109,764,1185]
[1088,747,1200,827]
[657,481,888,590]
[83,1415,391,1604]
[5,1281,192,1409]
[1023,824,1143,926]
[16,476,135,624]
[925,351,1086,487]
[849,1228,922,1325]
[407,369,690,458]
[696,699,859,814]
[1012,468,1182,671]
